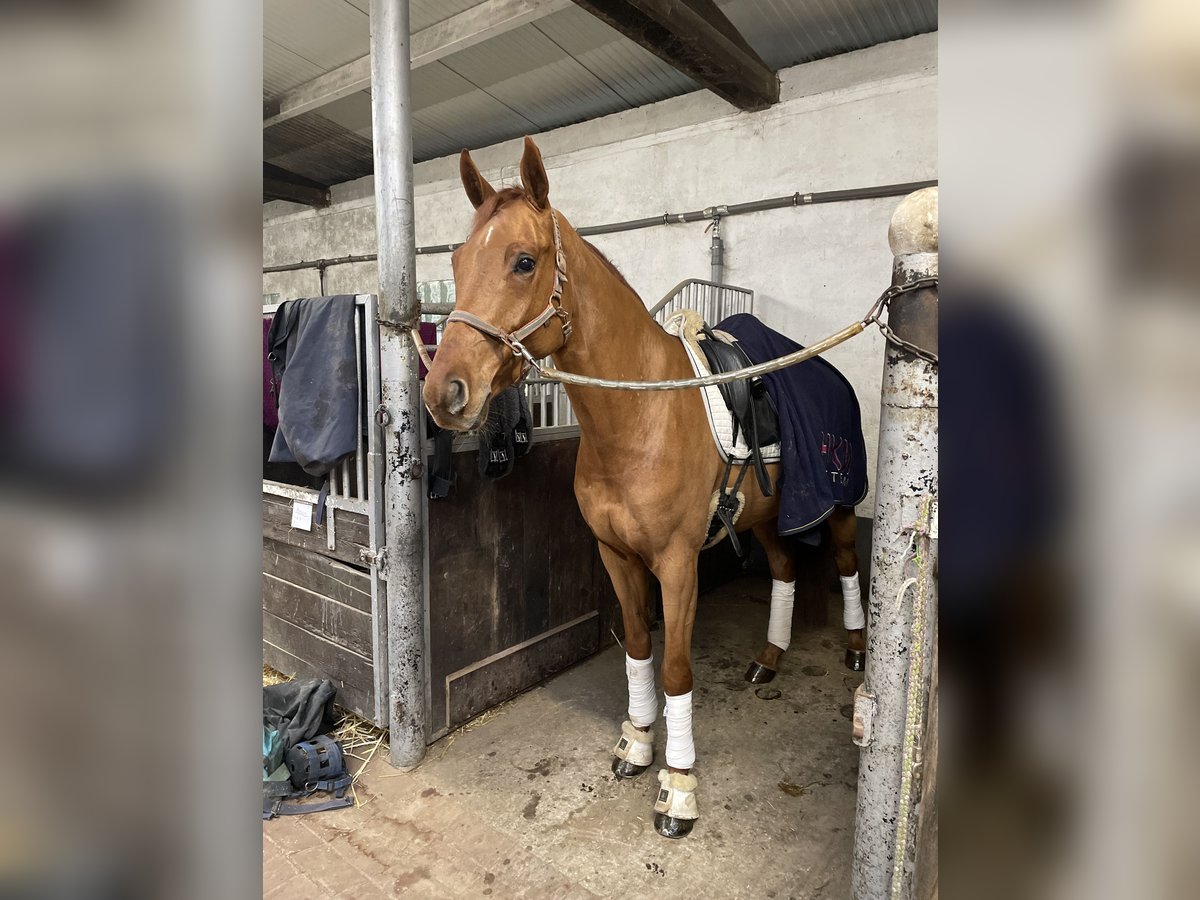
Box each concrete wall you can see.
[263,32,937,517]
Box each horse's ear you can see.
[520,136,549,211]
[459,148,495,210]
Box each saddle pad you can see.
[663,310,781,466]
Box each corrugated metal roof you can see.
[315,90,373,136]
[264,0,369,75]
[411,0,489,32]
[439,25,629,130]
[716,0,937,70]
[263,38,326,100]
[533,6,695,108]
[264,113,375,185]
[264,0,935,191]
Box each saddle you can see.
[696,327,780,556]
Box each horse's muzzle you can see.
[424,373,491,432]
[424,374,470,428]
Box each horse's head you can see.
[423,137,567,431]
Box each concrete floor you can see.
[264,574,863,899]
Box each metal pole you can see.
[851,187,938,899]
[709,215,724,284]
[370,0,427,768]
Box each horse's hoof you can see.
[654,813,695,839]
[744,661,777,684]
[612,758,649,779]
[844,648,866,672]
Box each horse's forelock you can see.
[468,187,527,235]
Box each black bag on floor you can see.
[263,680,351,819]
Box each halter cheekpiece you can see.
[443,209,571,369]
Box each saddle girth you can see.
[697,327,780,500]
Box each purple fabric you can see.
[418,322,437,379]
[263,316,278,430]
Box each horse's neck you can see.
[553,230,690,440]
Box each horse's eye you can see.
[514,255,536,274]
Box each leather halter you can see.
[444,209,571,369]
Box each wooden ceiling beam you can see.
[570,0,778,111]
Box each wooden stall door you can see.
[262,497,378,720]
[426,438,617,737]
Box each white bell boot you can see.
[611,720,654,778]
[653,768,699,838]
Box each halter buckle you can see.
[508,338,539,368]
[554,305,572,340]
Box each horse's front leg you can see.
[597,542,657,779]
[651,553,701,839]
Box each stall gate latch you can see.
[361,546,389,580]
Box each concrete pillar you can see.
[369,0,427,768]
[851,187,939,898]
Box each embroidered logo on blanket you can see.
[820,432,854,486]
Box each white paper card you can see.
[291,500,313,531]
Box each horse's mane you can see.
[467,188,635,293]
[582,240,634,292]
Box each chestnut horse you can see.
[423,137,865,838]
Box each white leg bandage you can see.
[842,574,866,631]
[767,579,796,651]
[664,691,695,770]
[626,654,658,727]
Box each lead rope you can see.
[408,223,936,387]
[528,276,936,390]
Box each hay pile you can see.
[262,664,292,686]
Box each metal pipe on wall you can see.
[261,179,938,274]
[709,215,724,284]
[851,187,939,899]
[369,0,428,769]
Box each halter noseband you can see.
[443,209,571,369]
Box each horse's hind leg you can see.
[744,521,797,684]
[830,506,867,671]
[597,542,657,779]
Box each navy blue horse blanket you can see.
[716,314,869,536]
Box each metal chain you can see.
[863,276,939,365]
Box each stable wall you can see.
[263,32,937,518]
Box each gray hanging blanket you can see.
[267,296,359,477]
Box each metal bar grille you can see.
[649,278,754,325]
